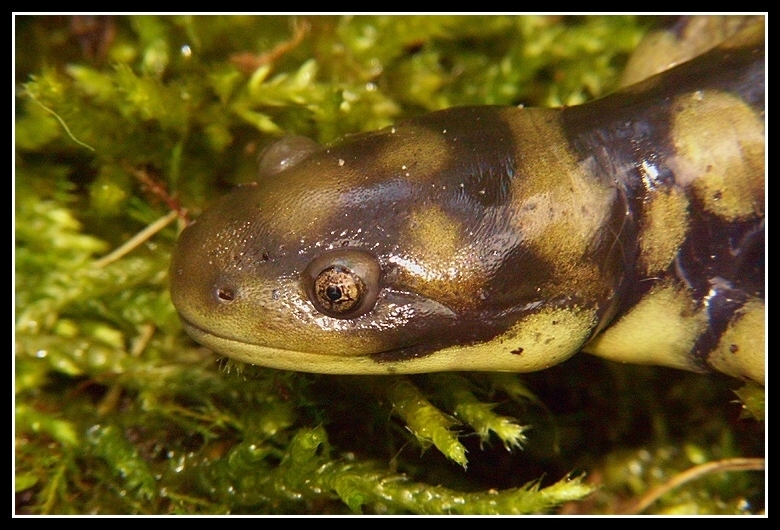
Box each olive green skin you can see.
[170,21,764,382]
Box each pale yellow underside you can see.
[184,306,597,375]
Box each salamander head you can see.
[170,107,625,374]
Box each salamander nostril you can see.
[216,287,235,302]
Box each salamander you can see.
[169,18,765,384]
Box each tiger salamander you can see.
[170,19,765,383]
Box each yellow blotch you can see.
[671,90,764,221]
[708,298,765,384]
[504,108,617,302]
[718,16,764,51]
[638,187,690,276]
[422,306,597,373]
[256,123,451,241]
[398,206,485,310]
[584,282,707,371]
[619,15,763,87]
[371,124,451,182]
[506,109,617,264]
[407,206,461,266]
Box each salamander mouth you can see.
[178,317,440,375]
[177,313,240,345]
[178,312,423,359]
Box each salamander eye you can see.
[303,249,381,319]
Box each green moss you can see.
[14,15,763,515]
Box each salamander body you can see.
[170,19,765,383]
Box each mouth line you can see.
[177,311,453,375]
[178,315,265,348]
[179,314,426,357]
[177,317,426,375]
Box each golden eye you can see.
[313,266,365,315]
[303,249,381,319]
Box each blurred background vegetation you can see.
[14,14,764,514]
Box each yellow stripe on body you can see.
[584,282,708,372]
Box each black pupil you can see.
[326,285,342,301]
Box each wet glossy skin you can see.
[170,20,764,382]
